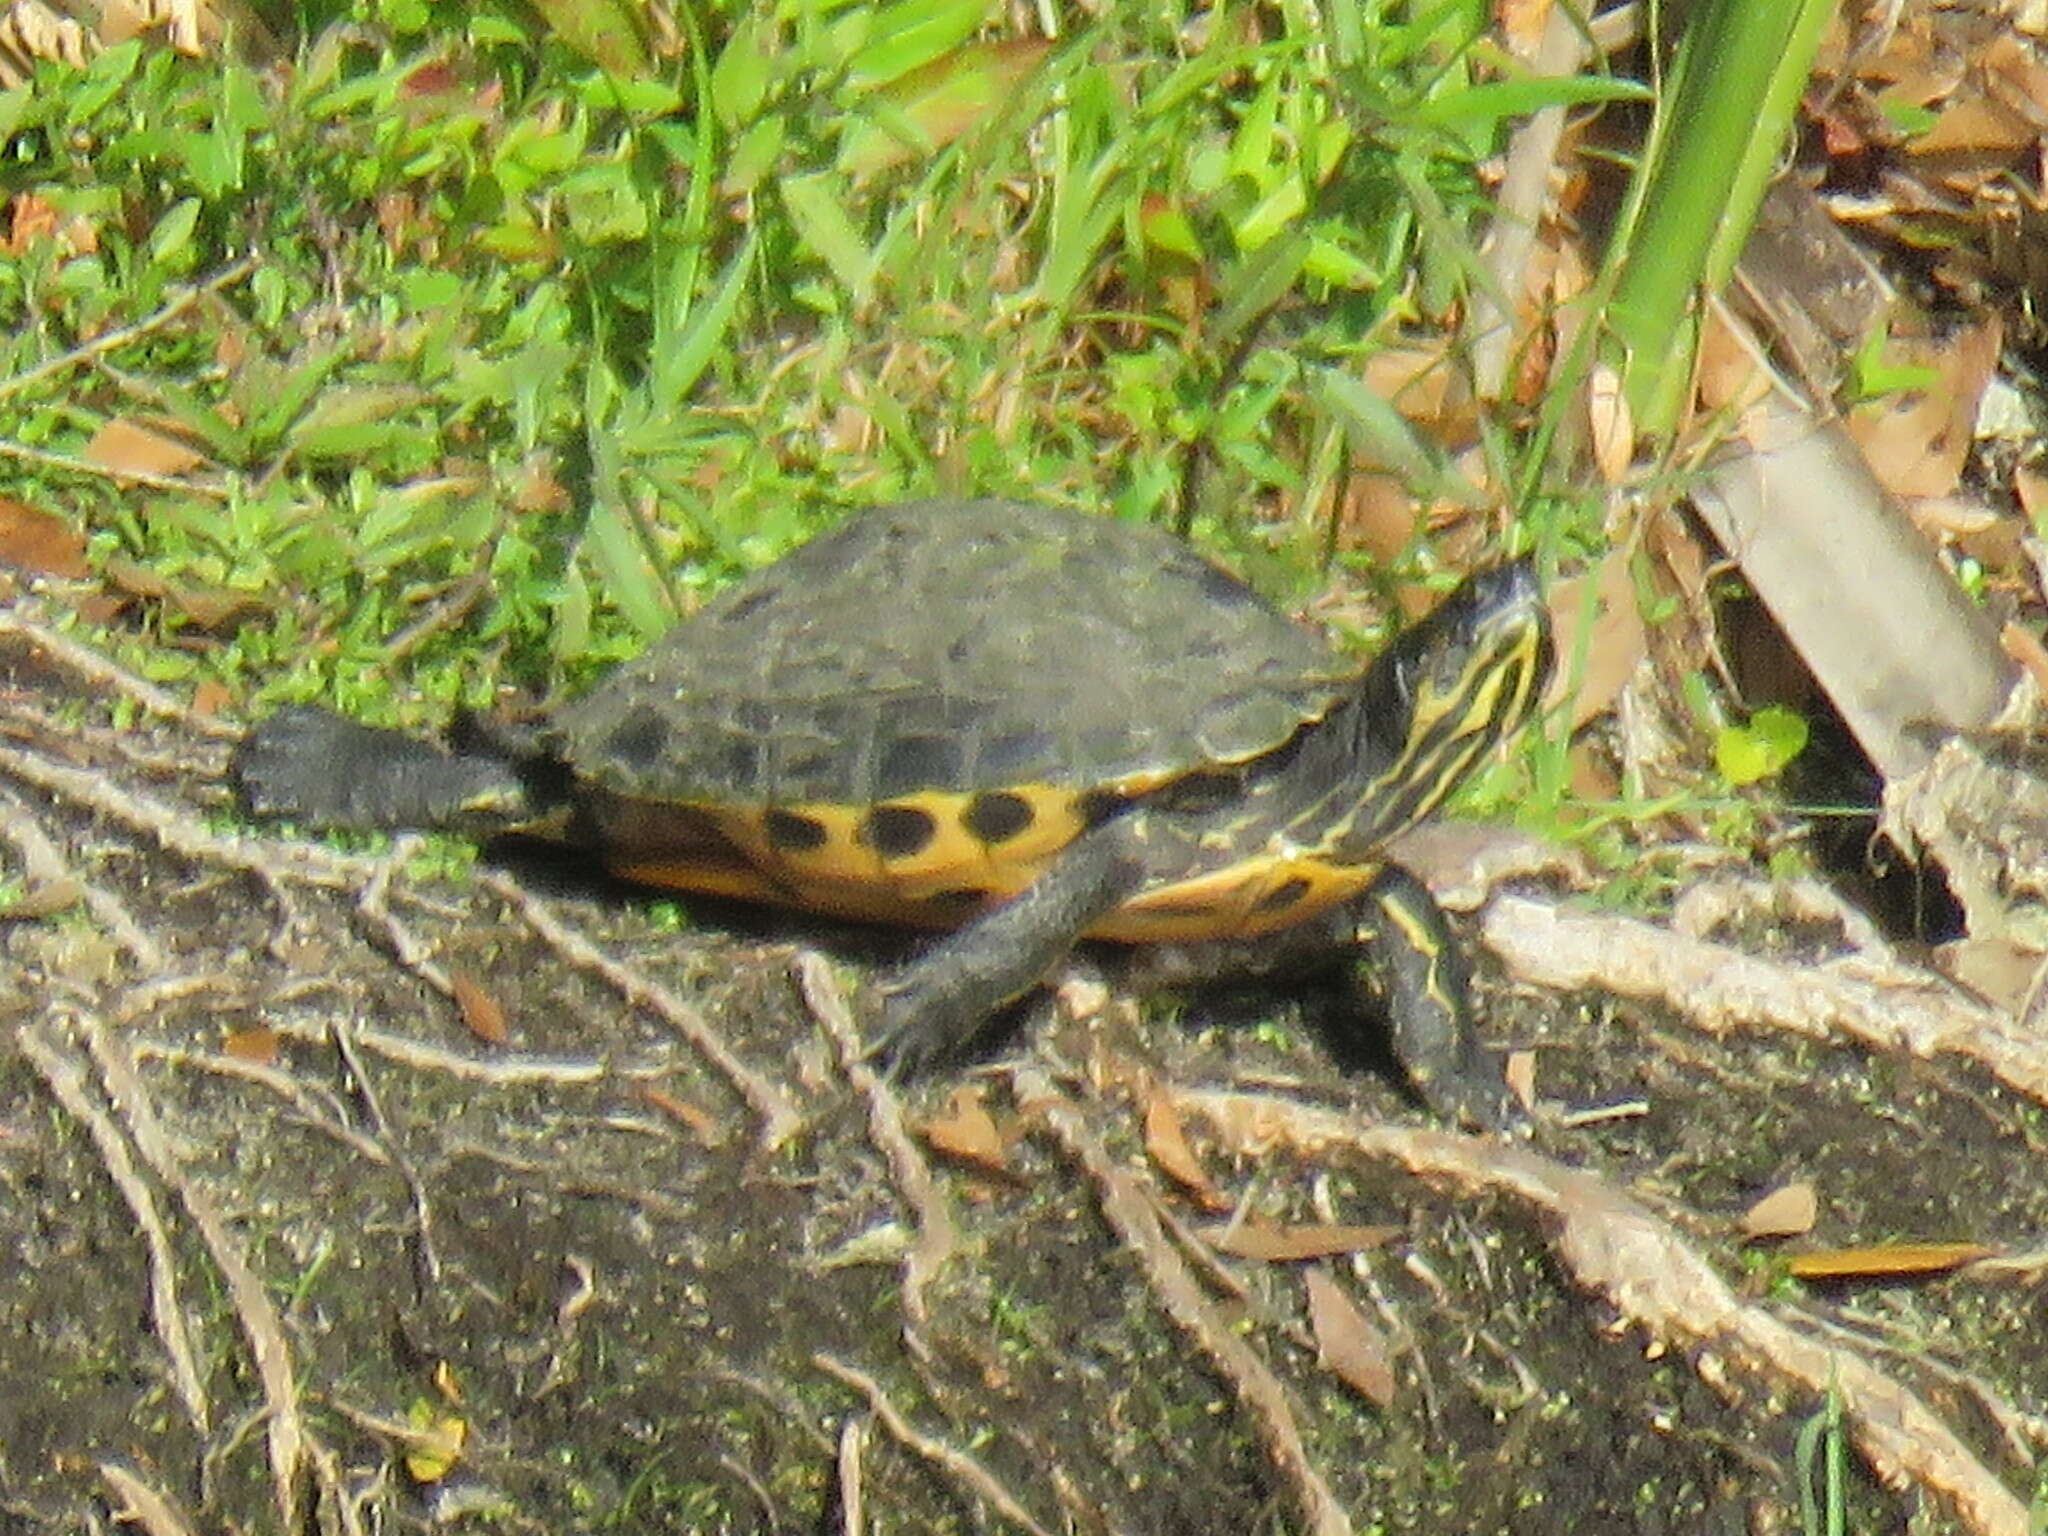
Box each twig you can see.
[814,1354,1055,1536]
[0,254,257,404]
[835,1413,866,1536]
[357,834,454,996]
[1013,1064,1354,1536]
[331,1021,442,1288]
[0,599,238,735]
[482,870,803,1149]
[19,1025,210,1438]
[1176,1088,2031,1536]
[95,1461,200,1536]
[0,738,380,889]
[0,786,163,968]
[797,952,954,1340]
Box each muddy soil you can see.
[2,612,2044,1536]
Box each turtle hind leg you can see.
[871,822,1146,1078]
[232,705,530,832]
[1351,862,1519,1131]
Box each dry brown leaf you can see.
[922,1083,1009,1175]
[223,1027,280,1065]
[84,417,207,479]
[1845,318,2000,500]
[1335,471,1423,565]
[1785,1242,1996,1280]
[191,678,232,718]
[1695,307,1772,415]
[1503,1048,1538,1112]
[1741,1180,1818,1239]
[1143,1085,1228,1211]
[1199,1218,1401,1263]
[2001,620,2048,698]
[1545,551,1643,729]
[449,970,508,1045]
[2012,464,2048,526]
[1304,1266,1396,1407]
[0,498,90,579]
[1910,92,2037,157]
[636,1085,726,1147]
[1586,362,1632,484]
[101,555,261,629]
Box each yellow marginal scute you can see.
[721,783,1086,896]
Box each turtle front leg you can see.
[1352,863,1518,1131]
[871,822,1146,1077]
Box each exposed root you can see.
[329,1020,442,1288]
[0,785,162,968]
[1176,1089,2032,1536]
[814,1352,1056,1536]
[798,952,955,1342]
[483,870,802,1148]
[18,1024,210,1438]
[1013,1064,1355,1536]
[73,1012,322,1526]
[1483,893,2048,1106]
[94,1462,198,1536]
[0,599,241,737]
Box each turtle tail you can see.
[232,706,533,832]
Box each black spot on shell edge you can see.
[864,803,939,860]
[963,790,1034,844]
[764,808,830,853]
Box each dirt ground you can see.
[3,607,2046,1536]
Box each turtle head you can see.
[1352,560,1554,838]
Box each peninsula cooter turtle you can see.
[232,498,1554,1126]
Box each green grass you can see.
[0,1,1637,708]
[0,0,1818,862]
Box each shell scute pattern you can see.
[550,499,1354,912]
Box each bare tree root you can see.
[18,1025,210,1438]
[814,1353,1055,1536]
[1015,1063,1356,1536]
[0,785,162,968]
[485,870,802,1148]
[1176,1089,2032,1536]
[1482,893,2048,1107]
[799,952,956,1343]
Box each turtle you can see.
[232,497,1553,1125]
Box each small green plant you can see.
[1715,704,1810,788]
[1794,1382,1849,1536]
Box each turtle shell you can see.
[547,499,1358,925]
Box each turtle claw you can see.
[865,978,971,1081]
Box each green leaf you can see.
[836,38,1049,180]
[651,228,758,413]
[1411,74,1652,131]
[561,163,649,245]
[66,40,142,126]
[525,0,654,79]
[147,198,203,268]
[286,386,429,462]
[1715,705,1809,787]
[843,0,993,91]
[779,172,877,304]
